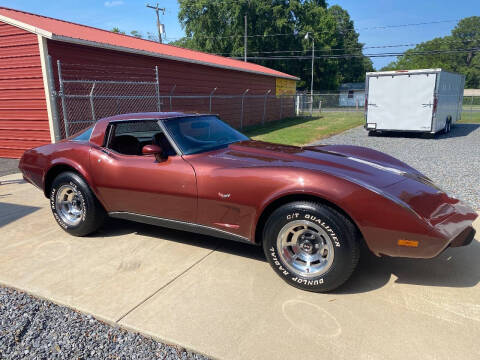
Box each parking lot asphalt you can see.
[313,123,480,209]
[1,172,479,360]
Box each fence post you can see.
[89,82,96,121]
[319,100,322,113]
[56,60,69,137]
[310,92,313,117]
[209,87,217,113]
[46,55,61,142]
[262,89,271,125]
[155,66,161,112]
[240,89,249,129]
[296,94,300,116]
[169,84,176,111]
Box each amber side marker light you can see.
[398,239,419,247]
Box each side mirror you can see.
[142,144,165,162]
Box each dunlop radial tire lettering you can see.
[262,201,360,292]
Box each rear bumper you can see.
[364,124,435,133]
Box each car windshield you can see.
[162,115,248,155]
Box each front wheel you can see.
[50,171,106,236]
[262,202,360,292]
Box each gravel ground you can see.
[0,286,209,360]
[0,158,19,177]
[312,123,480,209]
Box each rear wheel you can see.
[50,172,106,236]
[262,201,360,292]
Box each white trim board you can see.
[37,34,60,143]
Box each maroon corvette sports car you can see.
[19,112,477,292]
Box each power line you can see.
[210,43,419,56]
[166,19,461,41]
[356,19,458,31]
[230,47,480,60]
[207,37,480,56]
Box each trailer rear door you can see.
[367,73,437,131]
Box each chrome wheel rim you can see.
[277,220,334,277]
[55,184,84,226]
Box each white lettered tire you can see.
[262,201,360,292]
[50,172,106,236]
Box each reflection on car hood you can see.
[213,140,433,189]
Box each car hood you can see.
[214,140,431,189]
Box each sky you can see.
[0,0,478,69]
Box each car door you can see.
[89,119,197,223]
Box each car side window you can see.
[106,120,176,156]
[72,126,93,141]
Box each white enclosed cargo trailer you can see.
[365,69,465,135]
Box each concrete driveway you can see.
[1,172,480,360]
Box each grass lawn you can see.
[460,111,480,123]
[243,112,364,146]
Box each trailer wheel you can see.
[444,118,452,134]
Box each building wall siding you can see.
[47,40,294,131]
[0,21,50,158]
[0,27,294,158]
[47,40,277,95]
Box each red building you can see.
[0,7,298,158]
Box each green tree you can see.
[173,0,372,91]
[110,28,145,39]
[382,17,480,88]
[130,30,143,39]
[111,27,125,35]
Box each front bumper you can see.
[449,226,476,248]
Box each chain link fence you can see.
[52,61,296,138]
[49,61,479,139]
[462,95,480,123]
[296,92,480,124]
[295,92,364,116]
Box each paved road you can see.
[0,172,479,360]
[312,123,480,209]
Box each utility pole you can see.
[304,32,315,115]
[310,38,314,96]
[146,3,166,43]
[244,14,247,62]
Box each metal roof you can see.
[0,6,299,81]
